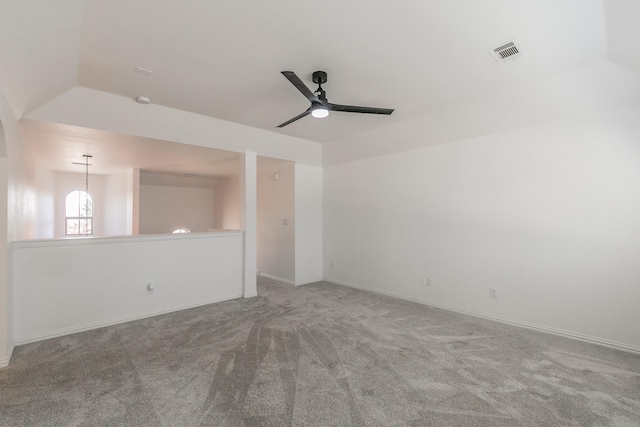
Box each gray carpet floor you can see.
[1,276,639,426]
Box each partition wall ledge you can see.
[12,231,243,249]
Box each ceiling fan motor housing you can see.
[312,71,327,85]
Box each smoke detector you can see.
[489,40,522,64]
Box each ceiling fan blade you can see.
[281,71,320,104]
[276,108,311,128]
[329,103,394,115]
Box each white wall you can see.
[35,166,55,238]
[126,168,140,235]
[139,184,214,234]
[213,176,240,230]
[103,172,129,236]
[604,0,640,74]
[295,163,323,285]
[0,90,39,366]
[257,161,295,284]
[12,232,244,343]
[323,105,640,352]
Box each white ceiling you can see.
[2,0,639,174]
[21,119,241,178]
[75,0,608,143]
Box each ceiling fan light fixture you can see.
[311,103,329,118]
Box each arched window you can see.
[172,228,191,234]
[66,190,93,235]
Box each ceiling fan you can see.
[277,71,394,128]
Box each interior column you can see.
[239,151,257,298]
[0,129,10,367]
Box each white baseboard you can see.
[243,292,258,298]
[258,272,296,286]
[327,278,640,355]
[0,344,14,368]
[14,294,243,346]
[294,276,324,286]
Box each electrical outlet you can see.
[490,288,498,299]
[420,277,432,286]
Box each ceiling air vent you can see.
[489,40,522,64]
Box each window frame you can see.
[65,190,94,236]
[172,228,191,234]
